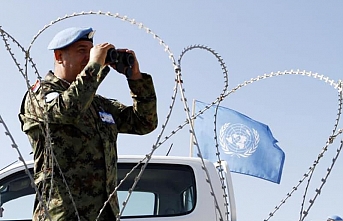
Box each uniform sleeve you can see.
[44,62,110,124]
[21,62,109,130]
[104,73,158,135]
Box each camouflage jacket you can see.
[19,62,157,221]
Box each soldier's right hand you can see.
[89,43,114,66]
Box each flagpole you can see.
[189,99,196,157]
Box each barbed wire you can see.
[298,83,342,220]
[179,70,342,221]
[0,115,52,220]
[0,25,81,220]
[263,81,343,221]
[0,26,57,221]
[1,11,226,221]
[213,70,342,221]
[0,10,342,221]
[178,44,231,221]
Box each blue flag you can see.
[193,100,285,184]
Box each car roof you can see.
[0,155,210,179]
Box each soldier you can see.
[19,27,158,220]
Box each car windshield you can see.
[0,162,196,220]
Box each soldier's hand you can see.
[89,43,114,66]
[109,49,142,80]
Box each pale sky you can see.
[0,1,342,220]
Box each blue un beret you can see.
[48,27,95,50]
[328,215,343,221]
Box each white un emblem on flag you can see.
[219,123,260,158]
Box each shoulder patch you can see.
[31,80,41,93]
[45,92,59,103]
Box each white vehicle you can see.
[0,156,236,221]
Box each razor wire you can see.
[214,71,342,221]
[298,84,342,221]
[112,69,343,221]
[102,45,231,220]
[27,11,176,65]
[1,11,227,221]
[263,81,343,221]
[301,139,343,221]
[0,26,81,221]
[0,11,180,221]
[0,10,342,221]
[179,70,343,221]
[1,27,65,221]
[0,115,52,221]
[177,44,231,221]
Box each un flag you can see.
[193,100,285,184]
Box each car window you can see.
[0,162,196,219]
[118,191,155,216]
[117,163,196,217]
[0,194,34,220]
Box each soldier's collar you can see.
[55,76,71,86]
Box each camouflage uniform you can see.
[19,62,158,221]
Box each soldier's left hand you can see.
[110,49,142,80]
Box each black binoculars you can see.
[105,48,134,78]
